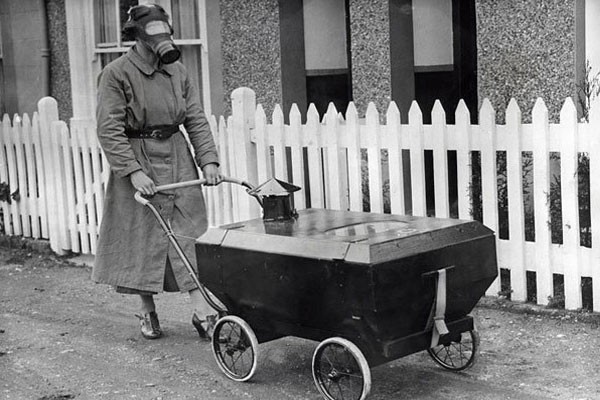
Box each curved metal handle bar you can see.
[132,176,260,315]
[134,176,260,206]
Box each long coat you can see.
[92,46,219,293]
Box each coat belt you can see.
[125,125,180,140]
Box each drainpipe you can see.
[39,0,50,97]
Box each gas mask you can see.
[123,4,181,64]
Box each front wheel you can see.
[427,329,479,371]
[211,315,258,382]
[312,337,371,400]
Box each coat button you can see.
[168,194,175,200]
[165,157,171,164]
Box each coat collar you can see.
[126,45,176,76]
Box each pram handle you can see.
[133,176,260,206]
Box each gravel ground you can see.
[0,243,599,400]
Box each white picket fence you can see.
[1,88,600,312]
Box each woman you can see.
[92,4,219,341]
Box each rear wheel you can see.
[312,337,371,400]
[211,315,258,381]
[427,329,479,371]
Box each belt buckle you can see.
[149,129,161,139]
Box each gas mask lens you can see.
[144,20,171,36]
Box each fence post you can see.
[38,97,68,255]
[230,87,260,221]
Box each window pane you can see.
[171,0,199,39]
[120,0,139,42]
[100,52,125,68]
[94,0,138,46]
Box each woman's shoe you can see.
[135,311,163,339]
[192,313,217,341]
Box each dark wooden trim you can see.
[389,0,415,121]
[278,0,307,121]
[306,68,349,77]
[452,0,477,123]
[414,64,454,73]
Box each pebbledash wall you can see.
[220,0,282,118]
[476,0,582,123]
[46,0,72,121]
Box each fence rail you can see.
[1,89,599,313]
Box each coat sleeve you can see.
[96,67,142,178]
[182,70,219,169]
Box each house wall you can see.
[0,0,47,116]
[47,0,72,121]
[348,0,393,117]
[220,0,282,116]
[476,0,580,123]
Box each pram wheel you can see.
[427,329,479,371]
[211,315,258,382]
[312,337,371,400]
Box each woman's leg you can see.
[140,294,156,314]
[137,294,162,339]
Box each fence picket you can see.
[306,104,324,208]
[22,114,40,238]
[0,115,13,234]
[431,101,449,218]
[366,103,383,213]
[79,124,98,253]
[13,116,30,237]
[590,107,600,312]
[31,113,49,238]
[325,103,344,210]
[218,116,233,225]
[289,104,306,210]
[345,102,362,212]
[455,100,472,220]
[559,98,582,310]
[480,99,500,296]
[271,104,287,181]
[505,99,527,302]
[386,102,405,215]
[60,122,79,253]
[408,101,426,216]
[255,104,270,183]
[50,121,70,251]
[6,116,22,235]
[71,127,89,254]
[532,98,552,305]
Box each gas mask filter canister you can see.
[123,4,181,64]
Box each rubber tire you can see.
[211,315,259,382]
[312,337,372,400]
[427,329,479,371]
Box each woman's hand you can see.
[130,170,156,195]
[202,163,221,186]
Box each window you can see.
[93,0,211,113]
